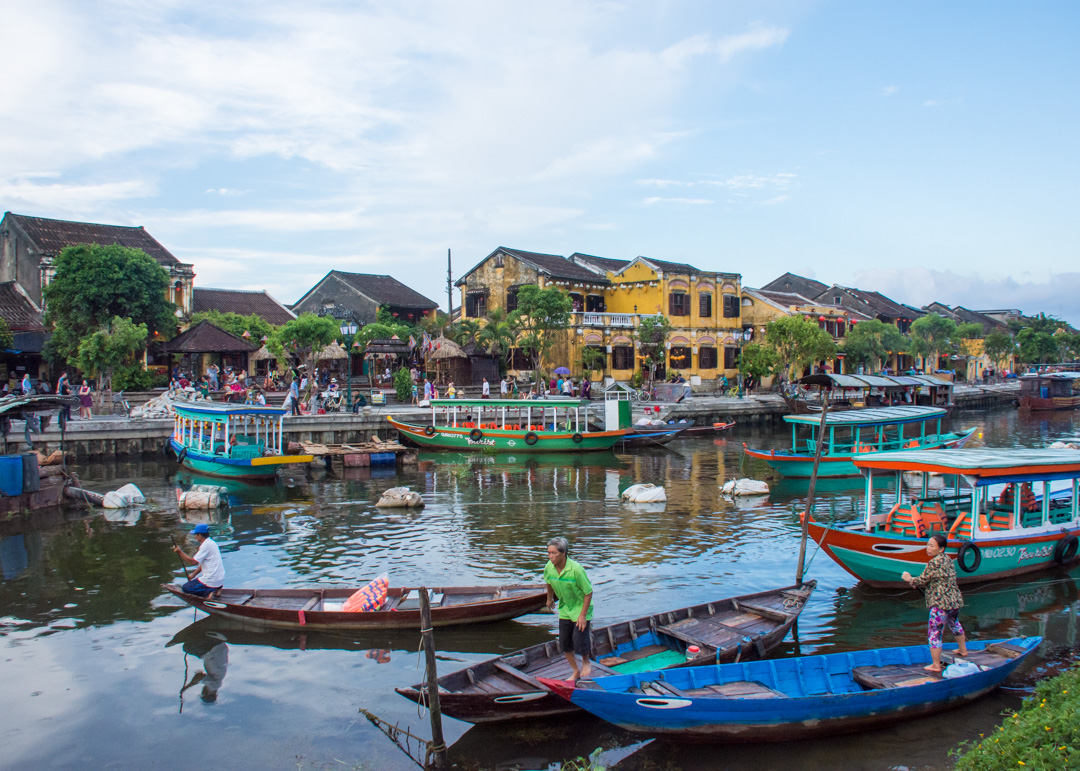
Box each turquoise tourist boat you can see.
[742,406,976,478]
[169,402,313,479]
[807,448,1080,587]
[388,398,627,453]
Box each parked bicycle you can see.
[112,390,131,417]
[635,386,655,402]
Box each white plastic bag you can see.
[721,478,770,496]
[621,483,668,503]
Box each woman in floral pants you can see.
[902,533,969,672]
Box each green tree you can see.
[477,308,520,373]
[580,345,607,375]
[1016,327,1060,365]
[737,343,779,384]
[455,319,482,347]
[514,285,572,385]
[75,316,149,406]
[635,314,674,384]
[981,329,1016,369]
[763,316,837,381]
[269,314,340,397]
[43,244,176,366]
[191,310,275,342]
[841,320,908,372]
[393,366,413,402]
[909,313,959,371]
[355,320,413,350]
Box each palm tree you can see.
[455,319,482,347]
[478,308,521,372]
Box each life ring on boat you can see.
[1052,535,1079,565]
[571,433,584,444]
[423,425,437,437]
[956,541,981,573]
[469,428,483,441]
[524,432,539,446]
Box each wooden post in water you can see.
[795,387,829,586]
[419,587,447,770]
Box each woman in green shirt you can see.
[544,537,594,681]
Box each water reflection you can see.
[179,633,229,705]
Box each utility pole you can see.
[446,249,454,333]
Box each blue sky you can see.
[3,1,1078,322]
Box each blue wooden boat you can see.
[169,402,313,479]
[542,637,1040,742]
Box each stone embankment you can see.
[22,382,1019,461]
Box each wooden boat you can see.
[1018,372,1080,411]
[783,373,954,415]
[395,581,817,724]
[543,637,1040,742]
[617,426,688,448]
[161,583,547,630]
[388,398,627,453]
[742,406,976,478]
[169,402,313,479]
[806,448,1080,587]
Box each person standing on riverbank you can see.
[544,537,594,681]
[173,523,226,598]
[78,380,93,419]
[902,534,968,672]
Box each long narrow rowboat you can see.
[544,637,1040,742]
[162,583,547,631]
[388,398,627,453]
[743,406,976,478]
[395,581,816,724]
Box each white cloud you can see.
[923,99,943,107]
[0,178,153,214]
[759,195,789,205]
[641,197,713,205]
[881,85,898,96]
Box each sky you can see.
[2,1,1079,323]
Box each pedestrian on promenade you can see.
[500,377,508,399]
[544,536,594,681]
[482,378,490,399]
[902,534,968,672]
[423,378,432,402]
[78,380,93,419]
[289,377,301,416]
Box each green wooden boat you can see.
[388,398,627,453]
[743,406,977,478]
[170,402,313,479]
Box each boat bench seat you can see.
[853,665,941,690]
[683,680,788,699]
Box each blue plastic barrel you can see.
[370,452,396,465]
[0,455,24,497]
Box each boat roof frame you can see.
[172,402,289,421]
[784,405,947,427]
[854,448,1080,484]
[429,398,591,408]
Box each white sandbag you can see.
[621,483,667,503]
[1049,441,1080,450]
[179,491,221,509]
[635,417,654,426]
[114,483,145,503]
[721,478,770,496]
[376,487,425,508]
[190,484,229,495]
[102,491,135,508]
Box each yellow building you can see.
[455,247,745,382]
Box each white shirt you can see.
[482,381,490,396]
[194,537,226,587]
[500,380,508,394]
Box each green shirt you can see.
[544,558,594,622]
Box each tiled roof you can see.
[762,272,829,298]
[329,271,439,309]
[500,248,607,283]
[924,303,1008,334]
[0,281,44,330]
[163,321,258,354]
[569,252,631,274]
[634,256,704,276]
[193,288,296,325]
[5,212,182,267]
[753,288,816,308]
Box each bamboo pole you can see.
[419,587,447,770]
[795,386,829,586]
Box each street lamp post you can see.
[736,328,753,398]
[340,321,359,411]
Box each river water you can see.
[2,409,1078,770]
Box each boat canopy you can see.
[854,448,1080,484]
[784,405,946,427]
[428,398,589,408]
[172,402,289,423]
[797,373,951,390]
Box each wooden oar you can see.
[170,535,191,580]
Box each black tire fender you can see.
[524,431,539,446]
[423,425,437,437]
[571,433,584,444]
[956,540,981,573]
[176,447,188,464]
[1053,535,1079,565]
[469,428,483,441]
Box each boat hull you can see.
[560,638,1038,743]
[1019,395,1080,411]
[388,417,625,453]
[743,427,976,478]
[807,519,1080,587]
[169,438,312,479]
[162,584,547,630]
[396,582,817,724]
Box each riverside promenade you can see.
[23,381,1019,461]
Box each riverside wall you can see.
[17,383,1020,461]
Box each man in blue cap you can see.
[173,523,226,597]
